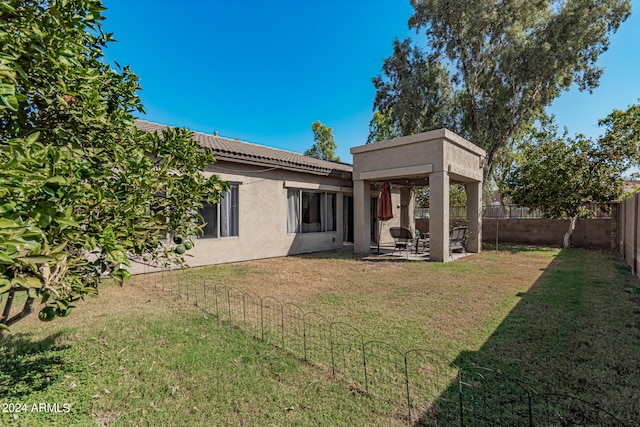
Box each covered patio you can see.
[350,129,486,262]
[359,242,472,262]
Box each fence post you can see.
[458,370,465,427]
[227,287,231,324]
[634,195,639,275]
[203,282,207,310]
[213,284,219,318]
[280,306,285,350]
[303,317,308,362]
[242,293,247,330]
[362,344,369,393]
[404,354,412,422]
[329,325,336,377]
[260,299,265,341]
[621,199,626,258]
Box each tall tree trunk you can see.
[563,216,578,248]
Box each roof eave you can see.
[213,154,344,176]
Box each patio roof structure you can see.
[350,129,486,262]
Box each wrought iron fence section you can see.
[261,296,284,348]
[303,312,332,370]
[530,393,630,426]
[405,349,459,424]
[282,303,305,359]
[329,321,365,384]
[144,270,633,426]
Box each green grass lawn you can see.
[1,285,395,427]
[1,246,639,426]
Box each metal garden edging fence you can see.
[141,268,633,426]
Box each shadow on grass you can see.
[0,332,70,399]
[416,249,640,426]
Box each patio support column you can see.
[466,181,482,253]
[430,170,450,262]
[400,187,412,229]
[354,179,371,254]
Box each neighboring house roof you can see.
[135,120,352,178]
[624,180,640,195]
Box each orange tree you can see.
[0,0,226,332]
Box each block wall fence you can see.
[619,194,640,278]
[415,205,619,252]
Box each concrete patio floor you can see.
[341,243,472,262]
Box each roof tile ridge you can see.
[135,119,352,169]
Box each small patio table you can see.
[415,233,430,254]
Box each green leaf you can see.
[56,218,81,228]
[11,277,42,288]
[40,293,50,304]
[0,218,19,228]
[0,83,14,95]
[55,299,69,309]
[0,93,18,111]
[0,2,16,13]
[45,176,66,186]
[17,255,55,264]
[0,279,11,294]
[50,241,68,254]
[0,251,15,264]
[13,63,28,81]
[0,202,16,214]
[41,186,55,197]
[35,212,53,228]
[26,131,40,144]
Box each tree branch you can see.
[0,294,35,338]
[1,289,16,325]
[3,297,36,328]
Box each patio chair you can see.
[389,227,414,258]
[449,227,468,257]
[415,230,430,254]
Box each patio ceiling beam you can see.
[355,164,433,181]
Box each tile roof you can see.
[135,120,352,177]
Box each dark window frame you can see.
[199,183,239,239]
[287,189,336,234]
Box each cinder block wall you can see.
[482,218,613,249]
[415,217,614,250]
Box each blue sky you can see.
[102,0,640,164]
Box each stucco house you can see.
[133,120,404,271]
[132,120,485,271]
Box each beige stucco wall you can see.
[130,161,352,273]
[374,189,403,245]
[351,129,484,183]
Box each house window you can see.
[287,189,336,233]
[199,184,239,238]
